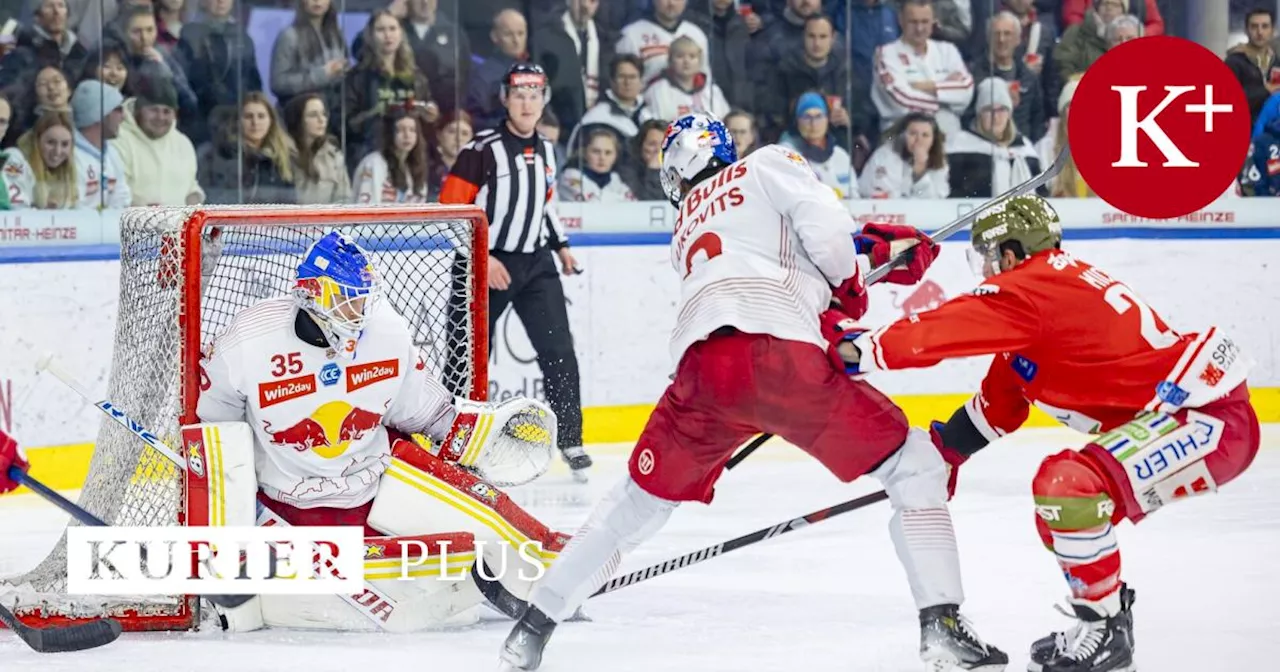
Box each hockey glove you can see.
[855,223,940,286]
[929,421,968,500]
[830,267,869,320]
[0,428,29,494]
[819,308,867,376]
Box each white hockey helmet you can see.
[659,112,738,207]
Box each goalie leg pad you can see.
[370,439,569,600]
[1033,450,1123,602]
[182,422,259,527]
[529,475,677,622]
[870,428,963,610]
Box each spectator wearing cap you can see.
[0,0,88,92]
[70,79,131,209]
[780,92,856,199]
[944,76,1042,198]
[114,76,203,205]
[343,9,437,174]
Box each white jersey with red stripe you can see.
[667,144,867,368]
[196,296,457,509]
[615,17,711,87]
[871,38,974,136]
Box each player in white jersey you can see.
[193,231,571,632]
[496,113,1008,671]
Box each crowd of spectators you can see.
[0,0,1265,210]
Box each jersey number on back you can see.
[684,232,723,278]
[1103,284,1178,350]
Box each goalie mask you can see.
[968,194,1063,277]
[294,231,382,358]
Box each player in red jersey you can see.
[825,195,1260,672]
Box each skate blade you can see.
[925,655,1007,672]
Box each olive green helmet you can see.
[968,194,1063,276]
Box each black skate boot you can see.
[1034,588,1136,672]
[498,605,557,671]
[1028,586,1136,672]
[919,604,1009,671]
[560,445,592,483]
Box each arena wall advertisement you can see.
[0,199,1276,492]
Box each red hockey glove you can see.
[819,308,867,375]
[830,269,869,320]
[0,428,29,494]
[855,223,940,286]
[929,421,968,499]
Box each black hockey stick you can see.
[589,488,889,597]
[0,601,121,653]
[8,466,253,610]
[724,146,1073,472]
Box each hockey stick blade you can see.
[589,489,889,598]
[0,602,122,653]
[725,146,1072,470]
[6,467,252,611]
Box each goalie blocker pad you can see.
[181,423,487,632]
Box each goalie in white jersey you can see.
[497,114,1008,671]
[194,231,571,633]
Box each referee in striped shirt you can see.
[439,62,591,481]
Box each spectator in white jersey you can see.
[871,0,974,138]
[858,110,950,199]
[615,0,709,87]
[642,35,729,120]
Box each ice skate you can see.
[919,604,1009,671]
[498,605,557,671]
[1032,588,1136,672]
[1028,585,1136,672]
[560,445,592,482]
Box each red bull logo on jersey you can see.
[347,359,400,392]
[258,374,317,408]
[263,401,385,459]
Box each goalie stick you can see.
[724,145,1073,471]
[0,601,122,653]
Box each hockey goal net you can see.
[2,204,489,631]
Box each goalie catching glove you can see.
[436,396,558,488]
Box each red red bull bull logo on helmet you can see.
[347,359,400,392]
[263,401,384,459]
[258,374,317,408]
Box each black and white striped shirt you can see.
[439,125,568,254]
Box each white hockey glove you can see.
[437,397,557,487]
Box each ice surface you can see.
[1,426,1276,672]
